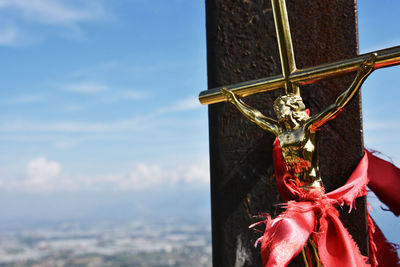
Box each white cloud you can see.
[155,97,202,115]
[4,160,209,193]
[0,0,111,45]
[24,157,62,189]
[6,94,44,104]
[61,82,109,94]
[26,157,61,179]
[0,0,107,25]
[1,119,138,133]
[0,95,205,134]
[51,138,81,149]
[160,97,201,113]
[172,97,201,111]
[108,162,210,192]
[170,164,210,185]
[122,163,165,190]
[4,156,76,192]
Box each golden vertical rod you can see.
[271,0,299,95]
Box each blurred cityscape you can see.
[0,220,211,267]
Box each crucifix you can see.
[201,0,400,266]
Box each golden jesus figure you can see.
[221,54,376,190]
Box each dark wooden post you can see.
[206,1,368,266]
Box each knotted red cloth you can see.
[251,139,400,267]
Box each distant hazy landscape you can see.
[0,189,212,266]
[0,219,211,267]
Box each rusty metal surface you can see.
[206,0,367,266]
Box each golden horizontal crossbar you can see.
[199,45,400,105]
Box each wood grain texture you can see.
[206,1,367,266]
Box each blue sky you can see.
[0,0,398,244]
[0,0,208,194]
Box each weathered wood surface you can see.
[206,0,367,266]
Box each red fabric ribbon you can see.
[366,151,400,216]
[251,140,400,267]
[366,151,400,267]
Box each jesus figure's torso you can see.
[278,126,322,188]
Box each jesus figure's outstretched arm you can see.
[305,53,376,131]
[221,88,280,136]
